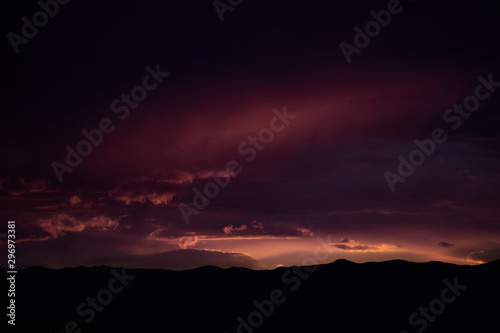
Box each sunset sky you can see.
[2,0,500,270]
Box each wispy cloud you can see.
[37,214,119,239]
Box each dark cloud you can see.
[467,248,500,263]
[332,239,381,252]
[333,244,380,251]
[438,242,455,248]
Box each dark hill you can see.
[4,259,500,332]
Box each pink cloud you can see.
[68,194,82,205]
[223,224,248,235]
[37,214,119,239]
[178,235,200,249]
[109,190,174,206]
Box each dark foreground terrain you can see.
[5,259,500,332]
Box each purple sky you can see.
[2,0,500,270]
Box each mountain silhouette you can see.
[5,259,500,332]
